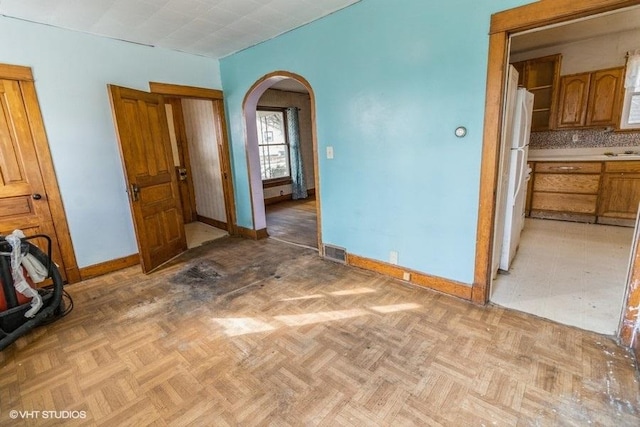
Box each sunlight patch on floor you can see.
[369,303,422,313]
[212,303,424,336]
[330,287,377,296]
[212,317,276,336]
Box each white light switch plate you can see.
[326,146,334,159]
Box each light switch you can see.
[326,146,334,159]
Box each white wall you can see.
[181,99,227,223]
[511,28,640,74]
[257,88,315,200]
[0,16,221,268]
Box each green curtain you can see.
[287,107,307,199]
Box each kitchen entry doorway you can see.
[487,7,639,335]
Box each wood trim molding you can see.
[472,32,508,304]
[213,99,239,236]
[196,215,227,231]
[347,254,472,301]
[237,226,269,240]
[490,0,640,34]
[79,253,140,280]
[21,79,81,283]
[619,218,640,351]
[149,82,223,100]
[0,63,34,81]
[473,0,640,305]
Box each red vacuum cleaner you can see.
[0,233,69,351]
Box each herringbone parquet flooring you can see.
[1,237,639,426]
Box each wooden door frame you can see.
[472,0,640,345]
[150,82,238,235]
[242,71,323,250]
[0,63,80,283]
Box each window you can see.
[256,109,290,181]
[621,91,640,129]
[621,52,640,129]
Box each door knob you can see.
[130,183,140,202]
[32,194,42,200]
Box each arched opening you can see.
[242,72,322,251]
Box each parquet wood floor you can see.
[266,198,317,248]
[1,237,639,426]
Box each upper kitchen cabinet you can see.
[556,67,624,129]
[511,54,561,131]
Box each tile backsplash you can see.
[530,128,640,149]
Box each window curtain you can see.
[286,107,308,200]
[625,50,640,90]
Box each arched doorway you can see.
[242,72,322,251]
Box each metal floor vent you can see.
[323,244,347,264]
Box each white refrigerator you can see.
[499,81,534,271]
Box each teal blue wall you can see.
[221,0,530,284]
[0,17,221,268]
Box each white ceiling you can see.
[0,0,361,58]
[511,5,640,54]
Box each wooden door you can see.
[164,98,197,223]
[108,85,187,273]
[586,67,623,127]
[0,78,68,280]
[556,73,590,128]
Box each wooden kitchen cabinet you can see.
[597,161,640,226]
[556,74,590,128]
[511,54,561,131]
[530,162,602,222]
[556,67,624,128]
[586,68,624,127]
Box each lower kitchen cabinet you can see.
[528,160,640,226]
[597,161,640,227]
[529,162,601,222]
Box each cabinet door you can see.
[598,173,640,220]
[556,73,590,128]
[586,67,623,127]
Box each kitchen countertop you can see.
[528,147,640,162]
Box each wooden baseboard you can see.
[596,216,635,227]
[529,210,596,223]
[264,188,316,205]
[346,253,472,300]
[265,194,292,205]
[237,227,269,240]
[79,254,140,280]
[196,215,227,230]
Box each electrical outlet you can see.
[326,146,334,159]
[402,272,411,281]
[389,251,398,265]
[572,134,579,142]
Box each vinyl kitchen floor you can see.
[491,218,634,335]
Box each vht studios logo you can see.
[9,410,87,420]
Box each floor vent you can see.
[323,244,347,264]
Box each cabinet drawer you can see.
[533,174,600,194]
[535,162,602,173]
[531,193,597,214]
[604,161,640,173]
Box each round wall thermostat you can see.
[455,126,467,138]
